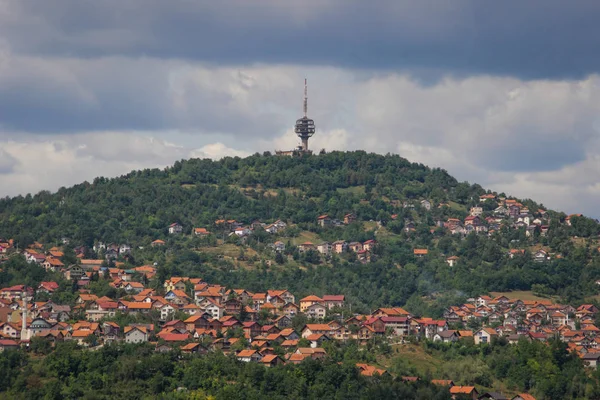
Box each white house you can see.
[168,223,183,234]
[474,328,498,345]
[125,326,148,344]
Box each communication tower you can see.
[294,79,316,152]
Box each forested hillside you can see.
[1,151,600,311]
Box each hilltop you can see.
[1,151,600,310]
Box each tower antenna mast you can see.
[303,78,308,118]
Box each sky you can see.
[1,1,600,216]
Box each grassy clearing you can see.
[289,231,321,246]
[363,221,378,232]
[336,186,366,196]
[490,290,551,302]
[447,201,466,212]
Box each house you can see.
[464,216,481,226]
[305,303,327,320]
[297,242,316,253]
[37,281,59,294]
[470,206,483,217]
[508,249,525,259]
[433,330,459,343]
[237,349,263,362]
[317,215,332,227]
[164,278,188,292]
[317,242,332,255]
[181,343,205,355]
[356,363,389,377]
[168,223,183,234]
[475,327,498,344]
[446,256,459,267]
[480,194,496,202]
[119,244,131,254]
[299,295,323,312]
[363,240,376,251]
[151,240,166,247]
[272,241,285,252]
[125,326,149,343]
[414,249,428,257]
[332,241,348,254]
[344,213,357,224]
[193,228,211,236]
[42,258,64,271]
[348,242,363,253]
[420,199,431,211]
[267,290,295,305]
[322,295,344,310]
[260,354,285,367]
[164,290,191,306]
[450,386,478,400]
[301,324,334,338]
[533,249,548,263]
[124,282,144,294]
[233,227,252,237]
[64,265,85,281]
[283,303,300,318]
[201,300,225,319]
[582,352,600,368]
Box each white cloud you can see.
[2,61,600,217]
[0,132,247,197]
[189,143,250,159]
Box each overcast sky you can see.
[2,1,600,216]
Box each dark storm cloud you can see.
[2,0,600,79]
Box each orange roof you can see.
[80,259,104,265]
[261,354,280,363]
[449,386,476,394]
[181,343,200,350]
[356,363,387,376]
[124,326,147,334]
[72,330,94,338]
[413,249,428,255]
[304,324,331,331]
[127,302,152,310]
[515,394,536,400]
[300,295,323,302]
[171,290,190,298]
[237,349,257,357]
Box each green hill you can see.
[1,151,600,311]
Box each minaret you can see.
[20,288,29,341]
[294,79,316,152]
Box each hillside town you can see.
[0,191,597,399]
[0,243,597,400]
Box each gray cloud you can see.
[1,1,600,79]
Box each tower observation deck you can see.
[294,79,315,152]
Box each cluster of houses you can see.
[442,295,600,368]
[168,219,288,240]
[0,278,544,399]
[295,239,376,263]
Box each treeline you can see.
[0,342,450,400]
[1,338,599,399]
